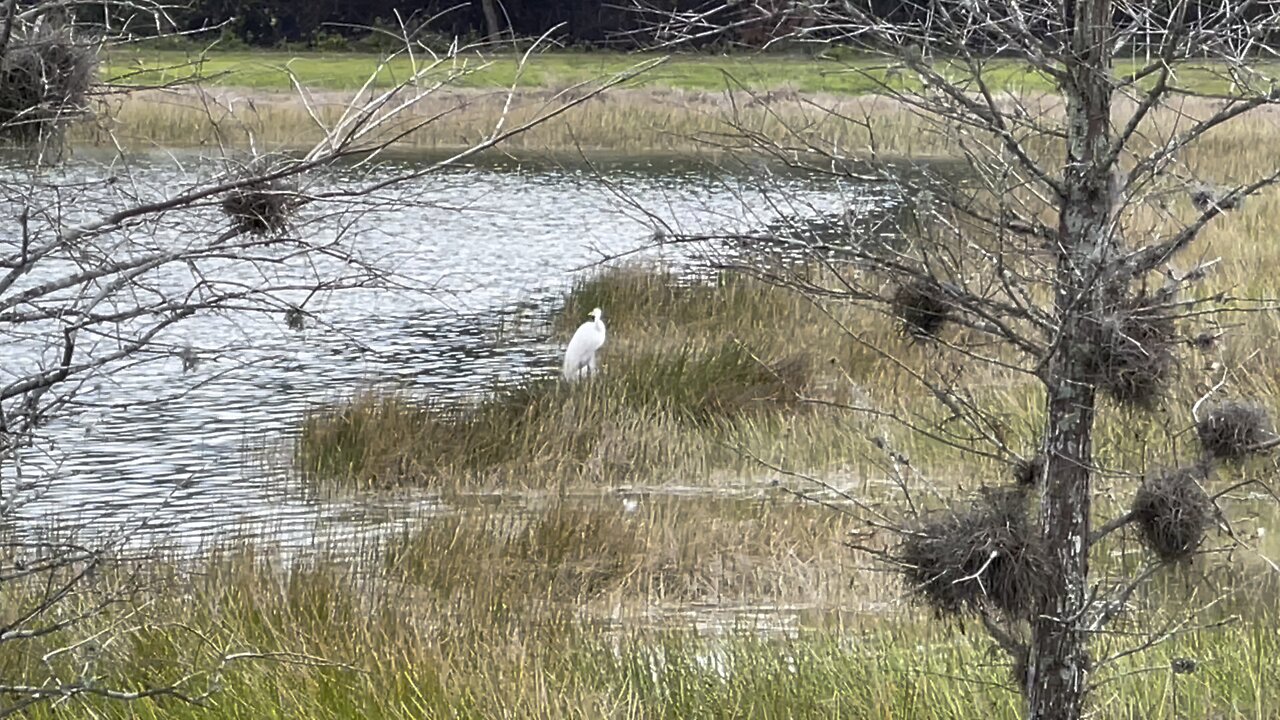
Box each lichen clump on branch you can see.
[1089,291,1179,407]
[1195,401,1272,461]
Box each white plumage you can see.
[563,307,606,382]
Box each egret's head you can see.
[590,307,603,321]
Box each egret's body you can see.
[563,307,606,381]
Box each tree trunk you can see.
[478,0,503,41]
[1027,0,1114,718]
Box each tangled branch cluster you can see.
[221,179,303,236]
[896,488,1051,619]
[0,23,95,141]
[1123,402,1275,560]
[890,278,952,340]
[1195,401,1272,461]
[1131,466,1215,562]
[1088,292,1179,407]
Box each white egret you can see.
[563,307,606,382]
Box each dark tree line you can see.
[81,0,1280,51]
[77,1,745,49]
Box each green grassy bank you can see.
[86,48,1280,153]
[104,48,1280,95]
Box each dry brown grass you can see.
[381,495,871,624]
[81,86,963,154]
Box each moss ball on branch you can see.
[221,179,302,236]
[1012,453,1045,487]
[895,488,1049,619]
[1090,293,1178,407]
[1196,401,1272,461]
[1131,467,1214,562]
[0,25,96,141]
[890,278,952,340]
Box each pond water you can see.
[4,149,911,553]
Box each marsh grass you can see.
[5,503,1278,719]
[300,243,1279,495]
[36,52,1280,717]
[381,496,861,616]
[298,339,814,490]
[85,85,945,154]
[297,258,971,491]
[554,263,704,334]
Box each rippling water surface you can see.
[7,150,906,552]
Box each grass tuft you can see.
[298,337,811,488]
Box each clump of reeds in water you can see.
[613,341,810,424]
[298,340,812,488]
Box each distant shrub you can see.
[313,32,352,52]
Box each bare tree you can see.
[0,2,655,714]
[631,1,1280,718]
